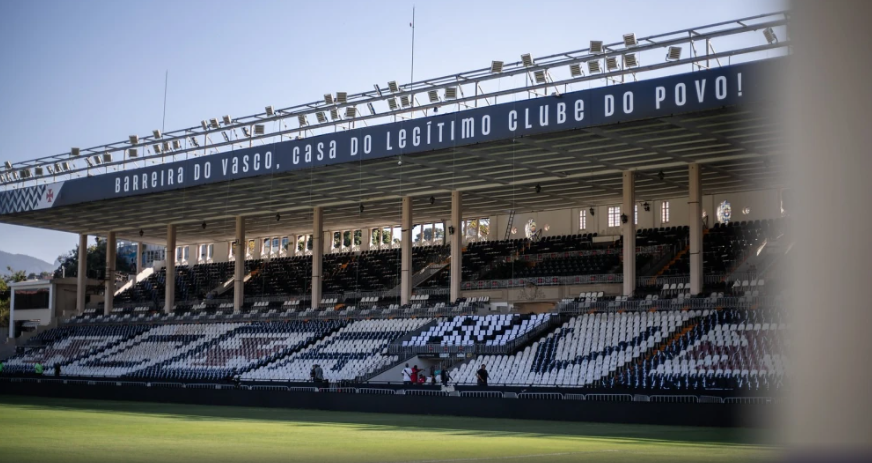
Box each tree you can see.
[54,241,135,280]
[0,267,26,327]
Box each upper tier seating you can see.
[242,318,431,382]
[403,313,554,347]
[323,246,449,293]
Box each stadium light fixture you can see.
[330,108,340,120]
[222,115,232,125]
[444,87,457,99]
[316,112,327,123]
[606,56,619,71]
[172,140,182,150]
[34,166,44,176]
[590,40,604,54]
[387,81,399,93]
[490,60,504,73]
[666,46,682,61]
[387,98,399,110]
[127,148,138,158]
[763,27,778,44]
[210,118,220,129]
[265,105,275,116]
[153,129,162,139]
[70,147,80,157]
[91,155,102,165]
[4,161,11,169]
[624,53,639,68]
[373,84,383,97]
[569,63,583,77]
[254,124,265,135]
[367,102,377,115]
[336,92,348,104]
[324,93,334,105]
[104,153,113,163]
[19,169,32,178]
[346,107,357,118]
[129,135,139,145]
[588,60,602,73]
[298,114,308,127]
[153,144,162,154]
[623,33,637,47]
[62,161,71,171]
[162,141,171,152]
[400,95,411,107]
[201,120,209,131]
[53,163,61,173]
[521,53,534,67]
[428,90,439,103]
[534,70,547,84]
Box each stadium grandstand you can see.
[1,11,790,426]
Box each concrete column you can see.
[400,197,413,305]
[9,289,14,339]
[688,163,703,296]
[311,207,323,307]
[360,228,370,252]
[104,232,116,316]
[234,217,245,313]
[76,234,87,313]
[165,224,176,313]
[134,241,144,284]
[622,171,636,297]
[450,191,462,302]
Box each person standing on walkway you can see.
[476,364,488,388]
[441,366,451,387]
[402,363,412,386]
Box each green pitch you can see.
[0,395,777,463]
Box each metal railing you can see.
[558,296,779,314]
[462,274,622,291]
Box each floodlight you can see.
[367,102,377,115]
[387,98,398,110]
[763,27,778,44]
[330,108,340,120]
[569,63,582,77]
[346,107,357,118]
[154,144,162,154]
[373,84,383,97]
[666,46,682,61]
[534,70,547,84]
[590,40,604,54]
[61,162,71,171]
[53,163,61,172]
[222,115,232,125]
[428,90,439,103]
[444,87,457,99]
[588,61,602,73]
[153,129,162,139]
[254,124,265,135]
[201,120,209,130]
[521,53,534,67]
[222,132,230,142]
[298,114,308,126]
[624,53,638,68]
[93,155,102,165]
[19,169,31,178]
[324,93,334,104]
[336,92,347,104]
[241,127,251,137]
[163,141,171,152]
[606,56,619,71]
[104,153,114,163]
[190,137,200,147]
[265,105,275,116]
[623,33,637,47]
[400,95,411,107]
[210,118,220,129]
[173,140,182,150]
[127,148,138,158]
[316,112,327,123]
[388,81,399,93]
[34,167,44,176]
[129,135,139,145]
[71,147,80,157]
[4,161,11,169]
[490,60,504,73]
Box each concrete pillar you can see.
[165,224,176,313]
[311,207,323,307]
[622,171,636,297]
[450,191,462,302]
[134,241,144,283]
[688,163,703,296]
[9,289,14,339]
[401,196,413,305]
[76,234,87,313]
[234,217,245,313]
[104,232,116,316]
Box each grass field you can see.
[0,395,778,463]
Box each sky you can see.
[0,0,785,264]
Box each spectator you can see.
[401,363,412,385]
[311,364,324,384]
[411,365,421,385]
[429,364,437,385]
[476,364,488,388]
[0,361,4,375]
[440,366,451,387]
[54,364,61,377]
[34,363,44,376]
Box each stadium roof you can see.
[0,13,788,246]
